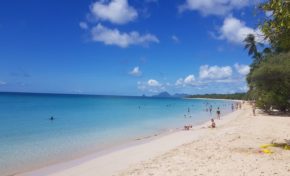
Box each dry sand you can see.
[21,103,290,176]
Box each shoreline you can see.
[18,103,240,176]
[184,97,242,101]
[0,96,234,176]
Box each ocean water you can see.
[0,93,233,175]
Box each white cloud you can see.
[179,0,249,16]
[184,75,195,84]
[79,22,89,30]
[91,23,159,47]
[175,78,184,86]
[240,85,249,92]
[175,74,198,87]
[147,79,161,87]
[138,79,165,93]
[212,78,238,83]
[218,16,264,44]
[171,35,179,43]
[234,63,250,75]
[129,66,142,76]
[90,0,138,24]
[199,65,232,80]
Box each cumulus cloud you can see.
[171,35,180,43]
[218,16,264,44]
[91,24,159,47]
[138,79,165,93]
[234,63,250,75]
[176,74,197,87]
[179,0,249,16]
[129,66,142,76]
[239,85,249,92]
[199,65,232,80]
[90,0,138,24]
[147,79,161,87]
[79,22,89,30]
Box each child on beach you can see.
[208,119,216,128]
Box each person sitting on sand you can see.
[208,119,216,128]
[184,125,192,130]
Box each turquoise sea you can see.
[0,93,233,175]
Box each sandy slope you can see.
[118,104,290,176]
[20,104,290,176]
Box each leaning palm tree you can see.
[244,34,263,63]
[244,34,258,55]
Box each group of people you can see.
[209,107,220,129]
[184,103,221,130]
[231,102,242,111]
[184,101,246,130]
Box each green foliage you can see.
[244,1,290,112]
[247,52,290,111]
[260,0,290,52]
[187,93,247,100]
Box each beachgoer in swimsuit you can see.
[216,107,221,120]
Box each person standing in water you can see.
[216,107,221,120]
[209,105,212,114]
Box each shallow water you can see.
[0,93,233,175]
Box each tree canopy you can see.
[244,0,290,112]
[260,0,290,52]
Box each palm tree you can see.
[243,34,262,63]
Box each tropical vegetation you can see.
[245,0,290,112]
[187,93,247,100]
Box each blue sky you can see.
[0,0,265,96]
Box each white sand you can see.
[20,104,290,176]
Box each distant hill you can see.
[152,91,171,98]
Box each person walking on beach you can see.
[216,107,221,120]
[252,102,256,116]
[231,104,234,111]
[209,105,212,114]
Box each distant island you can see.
[152,92,247,100]
[152,91,189,98]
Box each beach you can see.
[20,103,290,176]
